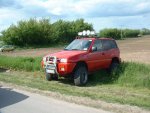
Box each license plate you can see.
[46,65,55,69]
[46,69,55,74]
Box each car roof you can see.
[76,37,114,41]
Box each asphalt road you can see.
[0,86,111,113]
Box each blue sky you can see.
[0,0,150,32]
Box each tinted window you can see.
[92,40,102,51]
[102,40,117,50]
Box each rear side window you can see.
[93,39,103,51]
[102,40,118,51]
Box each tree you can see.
[1,18,94,46]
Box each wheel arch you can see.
[111,57,120,64]
[73,61,88,73]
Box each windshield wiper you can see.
[71,49,80,50]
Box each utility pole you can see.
[120,25,123,39]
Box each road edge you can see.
[0,81,149,113]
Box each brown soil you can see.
[1,35,150,64]
[117,35,150,64]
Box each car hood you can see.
[45,50,87,59]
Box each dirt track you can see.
[1,35,150,64]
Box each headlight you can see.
[60,58,67,63]
[43,57,46,62]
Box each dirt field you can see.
[117,35,150,64]
[0,35,150,64]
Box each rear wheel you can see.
[108,61,119,74]
[74,66,88,86]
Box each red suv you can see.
[41,37,121,86]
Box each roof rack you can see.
[76,30,98,39]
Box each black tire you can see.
[108,61,119,74]
[46,73,52,81]
[52,75,58,81]
[74,66,88,86]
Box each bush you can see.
[1,18,93,46]
[2,19,54,46]
[52,19,93,43]
[141,28,150,35]
[123,29,140,38]
[99,28,140,40]
[99,28,122,40]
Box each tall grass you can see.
[0,56,42,71]
[115,62,150,88]
[0,56,150,108]
[89,62,150,89]
[0,55,150,89]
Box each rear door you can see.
[101,40,118,68]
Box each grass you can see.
[0,56,42,71]
[0,56,150,109]
[0,70,149,109]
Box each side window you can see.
[92,40,102,51]
[102,40,118,51]
[110,40,118,48]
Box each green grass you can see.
[0,56,42,71]
[0,56,150,108]
[0,70,149,109]
[90,62,150,89]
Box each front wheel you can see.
[74,66,88,86]
[46,73,52,81]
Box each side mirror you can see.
[92,46,97,52]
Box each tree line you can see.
[1,18,93,46]
[99,28,150,40]
[1,18,150,46]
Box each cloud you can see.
[0,0,150,32]
[0,0,15,7]
[0,0,22,9]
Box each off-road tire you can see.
[74,66,88,86]
[108,61,119,74]
[46,73,52,81]
[52,75,58,81]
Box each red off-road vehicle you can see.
[41,36,121,86]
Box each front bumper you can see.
[42,56,76,76]
[45,62,76,76]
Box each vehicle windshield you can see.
[65,39,92,51]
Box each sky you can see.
[0,0,150,32]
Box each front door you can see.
[87,39,106,71]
